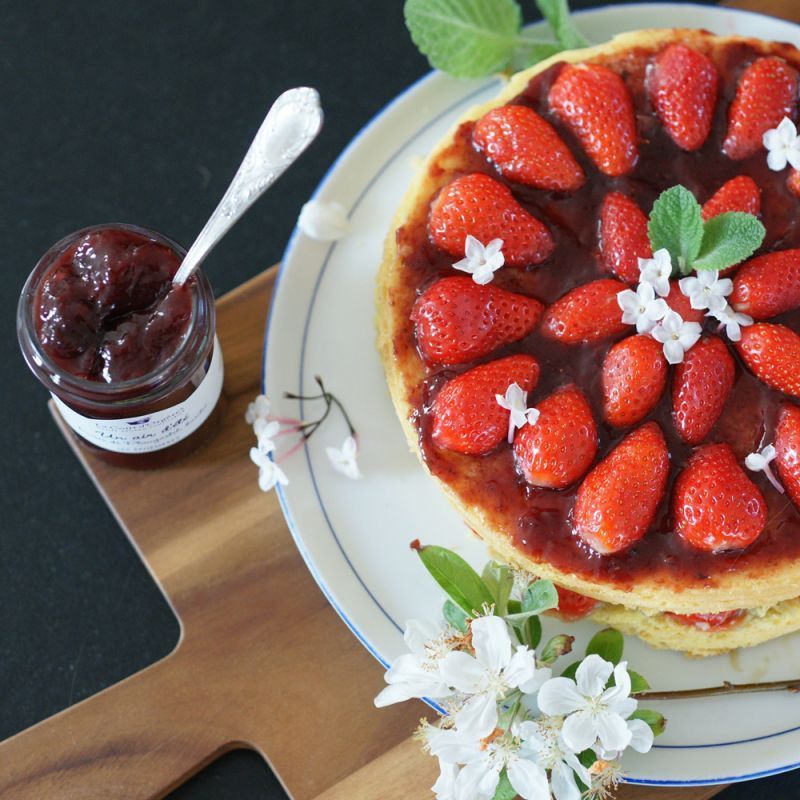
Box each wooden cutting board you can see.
[1,2,798,797]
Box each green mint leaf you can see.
[535,0,587,49]
[585,627,624,664]
[539,633,574,665]
[648,185,704,275]
[694,212,766,272]
[491,770,517,800]
[482,561,514,616]
[561,660,581,680]
[443,599,469,633]
[510,38,563,73]
[404,0,523,78]
[629,669,651,693]
[418,545,494,615]
[629,709,667,737]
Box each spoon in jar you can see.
[172,86,323,286]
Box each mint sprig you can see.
[647,185,765,275]
[404,0,585,79]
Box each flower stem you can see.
[633,678,800,701]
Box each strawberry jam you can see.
[392,39,800,590]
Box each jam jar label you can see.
[51,340,224,454]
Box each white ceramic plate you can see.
[264,4,800,786]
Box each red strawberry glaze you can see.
[393,42,800,590]
[665,609,746,630]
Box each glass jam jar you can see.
[17,223,224,468]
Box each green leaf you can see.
[535,0,587,49]
[630,708,667,737]
[505,580,559,623]
[510,38,563,73]
[491,769,517,800]
[520,614,542,649]
[404,0,523,78]
[540,633,574,665]
[648,185,704,274]
[443,599,469,633]
[418,546,494,615]
[482,561,514,616]
[561,660,580,680]
[585,628,624,664]
[577,748,597,768]
[628,669,651,693]
[507,599,522,614]
[694,212,766,272]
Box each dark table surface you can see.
[2,0,798,797]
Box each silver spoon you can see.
[173,87,323,286]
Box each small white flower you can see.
[537,654,638,754]
[745,444,785,494]
[325,435,361,479]
[431,760,459,800]
[245,394,271,425]
[453,235,505,285]
[439,616,550,738]
[595,717,655,761]
[763,117,800,172]
[617,282,669,334]
[249,447,289,492]
[650,310,702,364]
[711,303,753,342]
[253,418,281,453]
[297,199,350,241]
[496,383,539,443]
[678,270,732,314]
[638,249,673,297]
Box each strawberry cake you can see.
[377,28,800,656]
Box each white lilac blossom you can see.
[678,271,732,314]
[325,435,361,480]
[711,303,753,342]
[617,282,669,334]
[650,310,702,364]
[245,394,271,425]
[453,235,505,285]
[249,447,289,492]
[496,382,540,443]
[638,249,672,297]
[745,444,785,494]
[297,199,350,241]
[763,117,800,172]
[254,418,281,453]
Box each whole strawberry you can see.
[548,63,638,176]
[431,354,540,455]
[473,105,585,192]
[572,422,669,555]
[736,323,800,397]
[602,334,667,428]
[701,175,761,221]
[550,585,599,621]
[672,336,735,445]
[412,277,544,365]
[647,44,719,151]
[673,443,766,552]
[722,56,799,160]
[598,192,652,284]
[541,279,629,344]
[731,249,800,320]
[775,402,800,508]
[429,173,554,266]
[513,384,597,489]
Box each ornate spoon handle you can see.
[173,87,323,285]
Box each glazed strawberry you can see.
[513,384,597,489]
[412,277,544,365]
[775,402,800,508]
[473,105,585,192]
[431,355,539,455]
[572,422,669,555]
[788,168,800,197]
[429,173,554,267]
[731,250,800,320]
[673,443,766,552]
[736,323,800,397]
[722,56,799,160]
[541,279,629,344]
[548,63,638,176]
[598,192,652,283]
[551,586,599,621]
[647,44,718,151]
[665,610,746,631]
[701,176,762,221]
[672,336,735,445]
[602,335,667,428]
[663,281,705,323]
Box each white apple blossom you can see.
[298,199,350,241]
[711,303,753,342]
[431,761,459,800]
[617,282,668,334]
[254,418,281,453]
[745,444,784,494]
[678,271,732,314]
[453,235,505,285]
[245,394,271,425]
[537,655,638,754]
[496,382,540,443]
[763,117,800,172]
[249,447,289,492]
[325,435,361,479]
[638,249,672,297]
[650,310,701,364]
